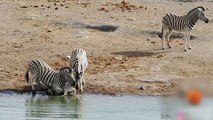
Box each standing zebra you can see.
[25,59,75,95]
[69,48,88,92]
[161,6,209,51]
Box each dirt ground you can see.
[0,0,213,96]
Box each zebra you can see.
[25,59,75,95]
[161,6,209,51]
[69,48,88,92]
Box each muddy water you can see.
[0,92,212,120]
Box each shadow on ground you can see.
[86,25,118,32]
[111,49,163,57]
[142,30,196,40]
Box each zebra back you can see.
[27,59,56,86]
[70,48,88,72]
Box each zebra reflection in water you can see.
[25,95,83,119]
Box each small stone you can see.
[65,6,69,8]
[139,6,143,8]
[21,5,27,8]
[145,7,147,10]
[139,87,144,90]
[55,7,58,10]
[127,18,136,21]
[99,7,105,11]
[33,5,39,8]
[47,29,51,32]
[156,55,163,58]
[105,10,109,12]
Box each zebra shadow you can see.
[111,49,163,57]
[142,30,196,40]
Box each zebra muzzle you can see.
[205,19,209,23]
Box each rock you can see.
[55,7,58,10]
[21,6,27,8]
[99,7,105,11]
[156,55,163,58]
[47,29,51,32]
[139,6,143,8]
[127,18,136,21]
[139,86,144,90]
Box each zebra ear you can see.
[197,6,205,12]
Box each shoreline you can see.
[0,0,213,96]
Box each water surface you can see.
[0,92,212,120]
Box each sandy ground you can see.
[0,0,213,95]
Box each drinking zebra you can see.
[25,59,75,95]
[161,6,209,51]
[69,48,88,92]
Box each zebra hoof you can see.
[184,49,187,52]
[188,47,192,50]
[162,48,165,50]
[168,46,172,49]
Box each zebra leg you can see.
[184,32,189,52]
[80,77,83,92]
[162,29,166,50]
[28,72,36,94]
[166,30,173,48]
[82,72,86,86]
[187,32,192,50]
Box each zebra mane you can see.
[187,6,205,15]
[60,67,71,73]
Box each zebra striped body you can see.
[25,59,75,95]
[70,48,88,92]
[161,6,209,51]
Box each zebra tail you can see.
[25,69,29,83]
[158,27,163,38]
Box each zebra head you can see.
[59,67,75,86]
[188,6,209,23]
[197,8,209,23]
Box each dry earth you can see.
[0,0,213,95]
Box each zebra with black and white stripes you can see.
[25,59,75,95]
[69,48,88,92]
[161,6,209,51]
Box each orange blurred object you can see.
[186,89,203,105]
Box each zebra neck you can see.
[186,14,199,30]
[55,73,64,88]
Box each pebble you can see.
[21,6,27,8]
[127,18,136,21]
